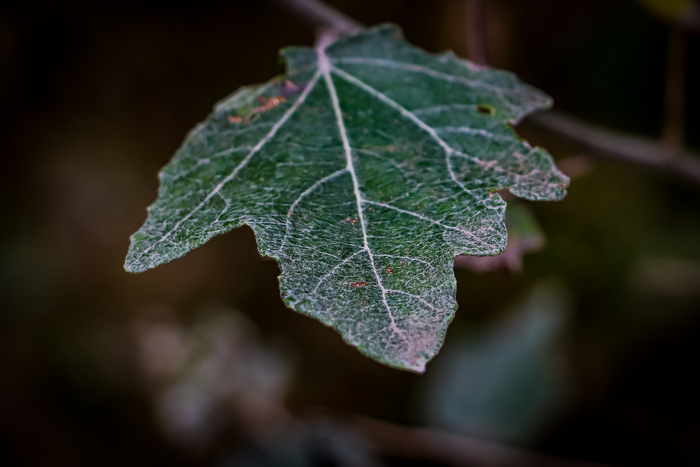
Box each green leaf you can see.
[125,25,568,372]
[420,282,572,443]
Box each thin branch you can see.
[465,0,487,64]
[325,411,617,467]
[661,26,687,158]
[270,0,363,36]
[527,110,700,187]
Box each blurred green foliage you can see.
[421,282,572,445]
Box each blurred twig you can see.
[660,0,700,158]
[662,25,688,158]
[682,0,700,32]
[527,110,700,187]
[320,411,616,467]
[465,0,487,64]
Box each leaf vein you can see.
[279,168,349,255]
[330,65,484,197]
[319,39,406,341]
[134,69,322,263]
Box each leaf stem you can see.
[269,0,363,37]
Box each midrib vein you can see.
[318,42,404,338]
[134,68,322,264]
[329,65,476,198]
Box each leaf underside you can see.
[125,25,568,372]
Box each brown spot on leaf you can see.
[256,95,287,113]
[228,116,242,124]
[350,282,367,288]
[387,267,393,274]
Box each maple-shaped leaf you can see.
[125,25,568,372]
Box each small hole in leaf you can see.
[477,105,495,115]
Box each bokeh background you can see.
[1,0,699,466]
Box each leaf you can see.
[125,25,568,372]
[420,282,572,444]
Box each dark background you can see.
[1,0,699,466]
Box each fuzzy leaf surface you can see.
[125,25,568,372]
